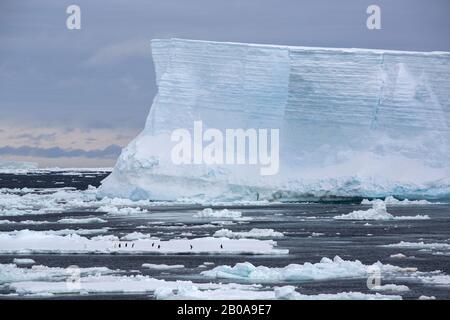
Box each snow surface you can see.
[383,241,450,252]
[418,275,450,286]
[12,258,35,266]
[1,262,263,297]
[419,295,436,300]
[1,228,109,237]
[95,205,149,215]
[0,219,50,225]
[193,208,244,219]
[362,196,435,205]
[334,200,430,220]
[57,217,107,224]
[142,264,185,270]
[0,263,115,285]
[155,284,401,300]
[390,253,408,259]
[1,257,446,298]
[201,256,414,282]
[213,228,284,239]
[120,232,153,241]
[200,255,450,291]
[99,38,450,202]
[0,229,288,255]
[370,284,410,292]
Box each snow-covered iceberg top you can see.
[99,38,450,202]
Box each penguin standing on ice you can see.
[152,243,154,247]
[132,243,135,248]
[158,245,161,249]
[118,243,121,248]
[220,244,223,249]
[190,244,193,250]
[125,243,128,248]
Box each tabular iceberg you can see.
[0,158,38,172]
[99,39,450,201]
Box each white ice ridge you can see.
[361,196,435,205]
[142,263,184,270]
[333,200,430,220]
[99,38,450,202]
[213,228,284,239]
[0,263,401,300]
[57,217,107,224]
[156,285,402,300]
[0,230,288,255]
[201,256,450,287]
[201,256,415,282]
[193,208,244,219]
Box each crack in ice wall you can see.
[99,39,450,201]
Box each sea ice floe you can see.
[383,241,450,252]
[0,187,161,218]
[142,264,185,270]
[0,263,115,285]
[201,256,450,290]
[334,200,430,220]
[155,284,402,300]
[0,187,95,216]
[12,258,36,266]
[1,228,109,237]
[213,228,284,239]
[2,263,260,297]
[57,217,107,224]
[0,219,50,225]
[418,275,450,286]
[201,256,417,282]
[95,205,149,215]
[310,232,325,237]
[193,208,247,220]
[120,232,154,241]
[390,253,407,259]
[0,230,288,255]
[369,284,410,292]
[361,196,436,205]
[418,295,436,300]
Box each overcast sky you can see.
[1,0,449,167]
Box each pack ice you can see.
[99,39,450,202]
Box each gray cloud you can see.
[9,133,57,144]
[84,38,151,66]
[1,0,449,130]
[0,0,449,166]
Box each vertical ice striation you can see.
[99,39,450,201]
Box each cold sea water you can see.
[0,171,449,300]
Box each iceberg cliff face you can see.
[99,39,450,201]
